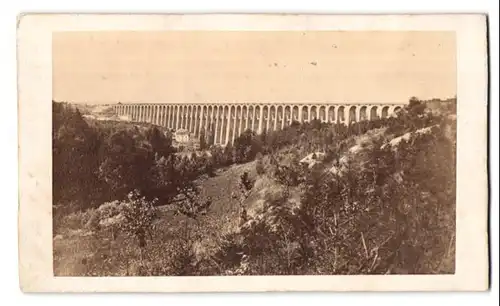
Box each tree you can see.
[199,129,207,150]
[223,143,234,166]
[208,123,216,146]
[150,154,179,203]
[233,129,260,163]
[272,152,304,187]
[145,126,174,158]
[98,130,155,200]
[237,172,254,225]
[172,178,211,220]
[259,129,268,149]
[53,102,105,212]
[205,157,215,177]
[210,145,224,167]
[119,190,158,249]
[310,118,322,130]
[255,152,265,175]
[240,171,254,192]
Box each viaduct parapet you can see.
[111,102,406,146]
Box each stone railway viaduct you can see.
[111,102,406,146]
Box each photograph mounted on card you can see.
[17,13,489,292]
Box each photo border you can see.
[17,13,488,292]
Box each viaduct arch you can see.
[111,102,405,146]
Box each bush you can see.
[255,154,265,175]
[271,152,305,187]
[119,190,158,249]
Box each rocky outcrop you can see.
[299,152,326,168]
[381,125,440,150]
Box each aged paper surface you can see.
[18,14,488,292]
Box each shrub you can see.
[271,152,305,187]
[119,190,158,249]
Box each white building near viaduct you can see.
[111,102,406,146]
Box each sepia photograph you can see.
[52,30,457,277]
[18,14,488,292]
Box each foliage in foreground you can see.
[215,119,455,275]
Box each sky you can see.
[53,31,456,104]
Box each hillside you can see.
[53,98,456,276]
[53,159,258,275]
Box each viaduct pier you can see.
[111,102,405,146]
